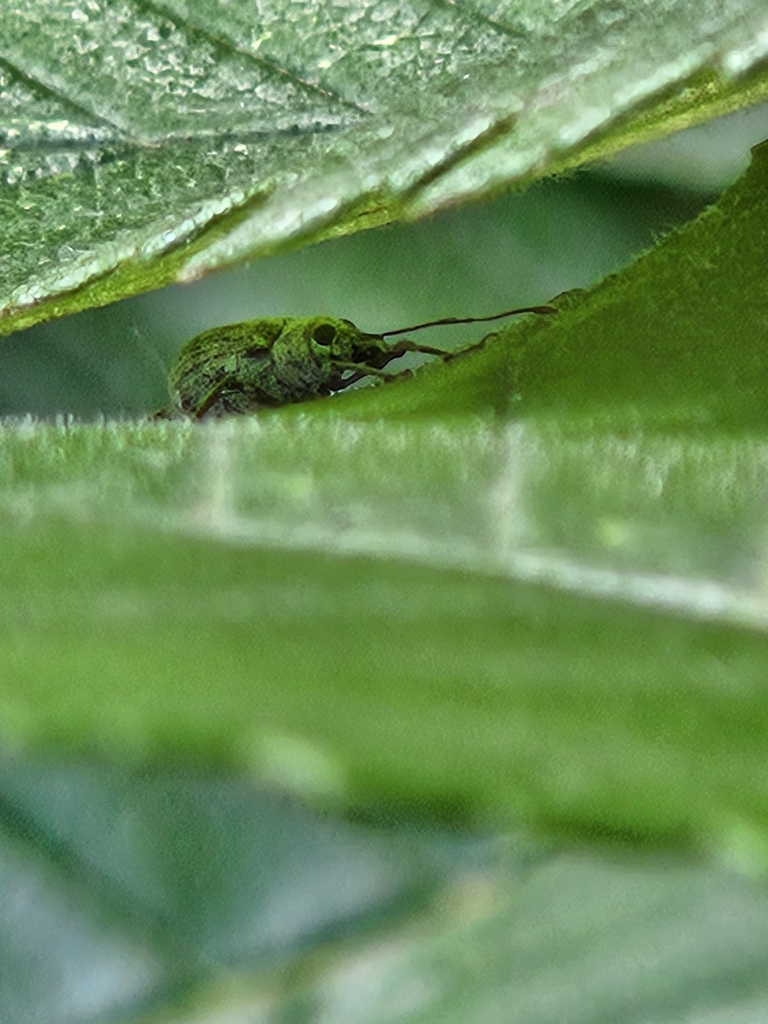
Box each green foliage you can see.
[2,0,768,335]
[333,138,768,424]
[5,3,768,1023]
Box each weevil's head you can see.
[302,316,393,369]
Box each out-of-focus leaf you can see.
[269,852,768,1024]
[0,824,179,1024]
[0,753,460,1024]
[2,0,768,334]
[1,415,768,848]
[0,759,435,970]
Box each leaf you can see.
[6,759,768,1023]
[4,19,768,1024]
[0,129,767,849]
[332,136,768,425]
[2,0,768,335]
[278,851,768,1024]
[0,756,445,1023]
[2,410,768,847]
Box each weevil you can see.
[164,304,556,419]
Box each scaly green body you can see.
[166,306,556,419]
[167,315,449,419]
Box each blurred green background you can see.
[5,101,768,419]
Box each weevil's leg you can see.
[330,361,393,388]
[150,406,186,420]
[334,360,392,377]
[326,369,369,390]
[191,375,238,420]
[381,367,414,383]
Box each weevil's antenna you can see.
[379,304,557,338]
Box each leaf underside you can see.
[2,0,768,335]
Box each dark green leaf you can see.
[2,0,768,333]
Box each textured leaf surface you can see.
[2,0,768,333]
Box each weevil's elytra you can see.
[166,305,556,420]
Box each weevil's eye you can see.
[313,323,337,346]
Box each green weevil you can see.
[165,304,556,419]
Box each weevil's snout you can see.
[341,326,410,369]
[359,345,402,370]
